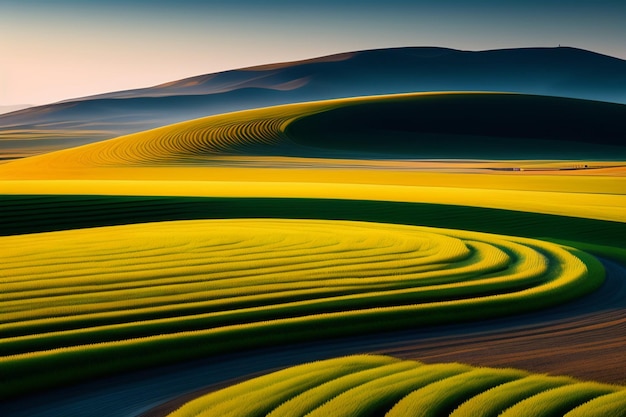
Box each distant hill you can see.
[0,104,31,115]
[2,46,626,159]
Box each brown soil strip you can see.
[380,311,626,385]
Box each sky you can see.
[2,0,626,106]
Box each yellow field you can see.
[0,219,603,399]
[1,93,623,222]
[1,92,623,173]
[2,177,624,222]
[167,355,626,417]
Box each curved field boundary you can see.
[3,179,624,222]
[3,93,626,171]
[166,355,625,417]
[285,93,626,160]
[0,219,603,400]
[0,98,330,170]
[2,195,625,251]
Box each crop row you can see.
[0,219,603,399]
[15,99,329,169]
[9,92,626,170]
[167,355,626,417]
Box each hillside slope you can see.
[3,92,624,172]
[2,46,626,158]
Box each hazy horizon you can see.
[2,0,625,106]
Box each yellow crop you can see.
[1,92,624,223]
[0,219,602,399]
[166,355,626,417]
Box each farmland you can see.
[0,217,603,399]
[165,355,626,417]
[1,91,625,415]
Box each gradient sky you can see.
[2,0,625,106]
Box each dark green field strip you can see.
[1,195,625,248]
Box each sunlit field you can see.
[1,92,625,415]
[167,355,626,417]
[0,219,604,398]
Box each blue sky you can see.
[2,0,625,105]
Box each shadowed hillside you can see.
[4,92,624,172]
[2,46,626,159]
[287,93,626,160]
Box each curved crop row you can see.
[14,99,329,169]
[85,107,298,166]
[0,219,603,399]
[167,355,625,417]
[6,92,626,170]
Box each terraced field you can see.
[166,355,626,417]
[0,92,624,415]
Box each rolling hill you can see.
[2,46,626,159]
[2,92,625,223]
[1,80,625,414]
[4,92,625,171]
